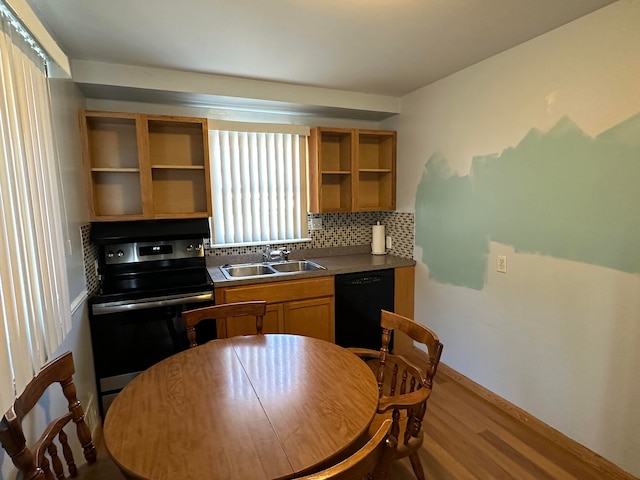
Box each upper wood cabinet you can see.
[80,111,212,221]
[309,127,396,213]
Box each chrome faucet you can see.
[262,245,291,262]
[262,245,271,262]
[277,247,291,261]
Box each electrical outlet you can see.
[497,255,507,273]
[386,235,393,249]
[310,217,322,231]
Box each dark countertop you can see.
[207,247,415,288]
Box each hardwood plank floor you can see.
[84,368,637,480]
[388,368,636,480]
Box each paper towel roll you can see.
[371,223,386,255]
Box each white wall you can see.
[47,76,97,419]
[385,0,640,475]
[49,76,90,302]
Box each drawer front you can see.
[222,276,334,304]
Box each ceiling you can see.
[25,0,617,118]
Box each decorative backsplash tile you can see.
[81,223,100,296]
[81,212,415,292]
[207,212,414,259]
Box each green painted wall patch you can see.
[415,113,640,289]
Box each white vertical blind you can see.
[209,129,308,246]
[0,8,70,413]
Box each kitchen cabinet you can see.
[224,303,282,337]
[80,111,212,220]
[309,127,396,213]
[394,266,415,319]
[284,297,334,339]
[215,277,335,342]
[392,265,415,355]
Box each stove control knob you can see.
[197,244,203,251]
[187,244,194,251]
[116,250,124,258]
[106,251,114,258]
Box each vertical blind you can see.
[0,7,70,413]
[209,129,308,246]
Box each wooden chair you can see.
[0,351,97,479]
[350,310,444,480]
[295,419,396,480]
[182,300,267,347]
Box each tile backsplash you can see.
[82,211,414,294]
[207,211,414,259]
[81,223,100,296]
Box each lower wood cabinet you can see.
[215,276,335,342]
[283,297,334,340]
[391,265,415,355]
[394,265,415,319]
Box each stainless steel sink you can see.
[269,260,325,273]
[220,260,325,280]
[221,264,277,278]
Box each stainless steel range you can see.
[88,219,216,417]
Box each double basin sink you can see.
[220,260,326,280]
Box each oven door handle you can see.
[91,291,214,315]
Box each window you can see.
[0,5,70,413]
[209,123,309,247]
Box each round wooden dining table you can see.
[103,334,379,480]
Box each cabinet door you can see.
[223,304,282,338]
[283,297,334,342]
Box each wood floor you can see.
[389,367,635,480]
[83,367,636,480]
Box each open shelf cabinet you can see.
[309,127,396,213]
[356,129,396,211]
[81,111,212,221]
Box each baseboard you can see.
[434,360,636,480]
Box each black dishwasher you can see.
[335,269,394,350]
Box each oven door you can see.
[89,291,216,417]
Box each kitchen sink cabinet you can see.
[283,297,334,340]
[309,127,396,213]
[80,111,212,221]
[223,304,282,338]
[214,277,335,342]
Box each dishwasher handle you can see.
[340,276,385,286]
